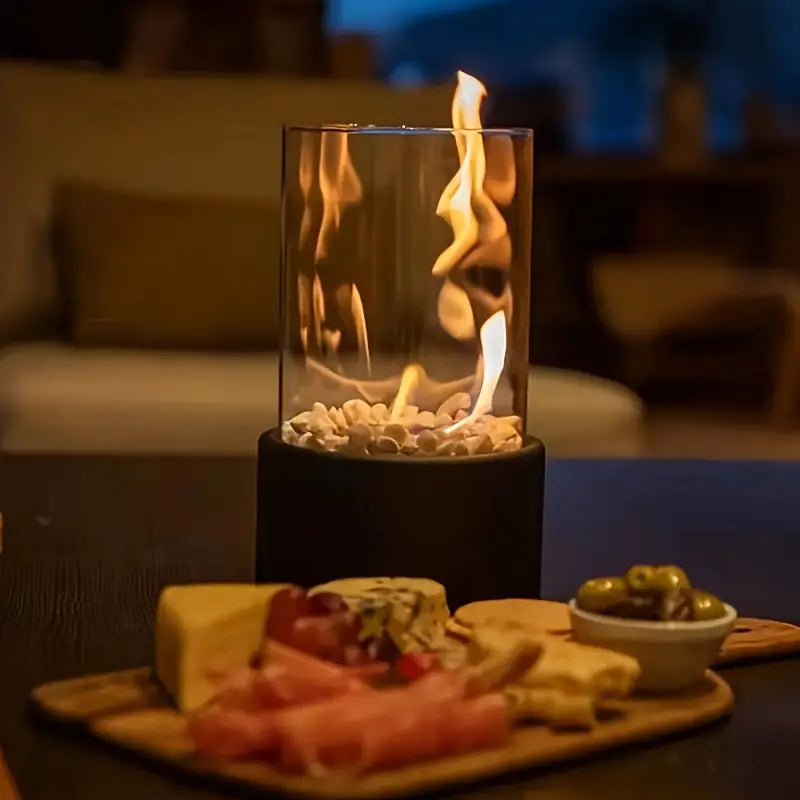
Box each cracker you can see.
[453,599,572,637]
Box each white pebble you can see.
[308,418,335,437]
[437,392,472,418]
[465,434,492,455]
[281,420,299,444]
[454,408,469,422]
[417,430,437,454]
[370,403,390,423]
[488,423,518,447]
[494,415,522,432]
[470,420,489,436]
[452,441,470,456]
[322,433,348,451]
[401,435,418,455]
[436,440,456,456]
[307,403,335,436]
[343,398,371,425]
[383,423,408,446]
[328,406,348,432]
[412,410,437,430]
[289,411,313,433]
[297,433,317,447]
[374,436,400,455]
[434,413,453,429]
[347,422,372,448]
[493,435,522,453]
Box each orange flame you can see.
[297,274,311,355]
[389,364,422,422]
[301,72,513,435]
[350,283,371,374]
[484,134,516,207]
[432,71,511,278]
[437,279,476,341]
[298,131,315,249]
[446,310,507,433]
[312,272,325,350]
[316,129,363,262]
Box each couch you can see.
[0,61,643,457]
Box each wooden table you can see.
[1,454,799,799]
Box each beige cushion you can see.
[0,342,643,456]
[54,182,280,349]
[0,61,452,338]
[592,254,756,344]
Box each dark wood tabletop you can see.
[1,454,800,799]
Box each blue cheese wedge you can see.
[155,583,288,711]
[309,577,449,654]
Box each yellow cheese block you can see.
[155,583,288,711]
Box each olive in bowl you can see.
[576,565,726,623]
[570,565,736,691]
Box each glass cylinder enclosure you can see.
[279,74,533,458]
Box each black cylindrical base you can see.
[256,429,545,609]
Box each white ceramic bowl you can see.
[568,599,737,692]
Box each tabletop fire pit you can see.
[257,73,543,607]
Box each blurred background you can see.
[1,0,799,458]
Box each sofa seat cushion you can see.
[0,343,642,456]
[527,366,644,456]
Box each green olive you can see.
[625,564,657,593]
[576,577,629,614]
[652,565,691,593]
[691,591,726,621]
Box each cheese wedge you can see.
[155,583,288,711]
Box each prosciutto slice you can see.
[353,693,509,771]
[273,671,508,773]
[209,641,378,712]
[191,668,510,772]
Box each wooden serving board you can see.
[451,600,800,667]
[32,668,732,799]
[718,618,800,665]
[0,748,21,800]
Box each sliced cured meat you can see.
[272,671,501,773]
[263,639,361,679]
[355,693,509,771]
[275,688,417,772]
[352,700,449,771]
[191,657,511,775]
[340,661,391,681]
[275,681,509,773]
[210,642,378,711]
[211,661,372,712]
[188,708,279,759]
[438,693,509,754]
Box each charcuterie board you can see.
[717,618,800,665]
[451,600,800,667]
[32,667,732,799]
[1,748,20,800]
